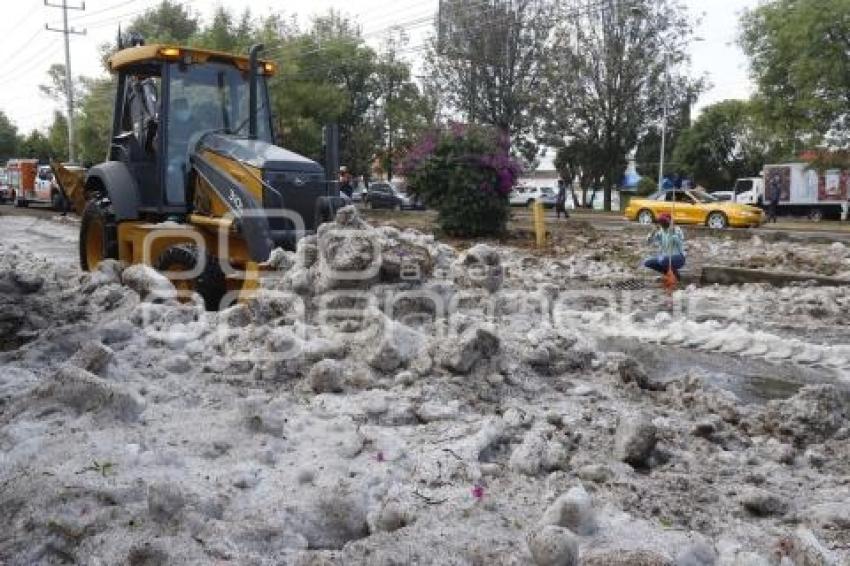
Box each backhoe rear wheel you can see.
[154,244,226,311]
[80,197,118,271]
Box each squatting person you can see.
[643,212,686,280]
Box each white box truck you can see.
[731,163,849,221]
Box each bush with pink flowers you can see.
[401,124,522,237]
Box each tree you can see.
[403,124,520,236]
[740,0,850,148]
[194,7,254,53]
[548,0,702,210]
[427,0,557,162]
[18,130,53,161]
[128,0,198,44]
[76,77,115,165]
[38,64,85,110]
[672,100,773,190]
[268,13,379,174]
[268,12,429,178]
[555,140,608,208]
[634,97,694,185]
[374,31,434,180]
[0,111,18,162]
[47,111,70,162]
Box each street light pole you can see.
[656,38,703,191]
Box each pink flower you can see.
[472,484,485,500]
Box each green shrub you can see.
[636,176,658,196]
[401,124,521,237]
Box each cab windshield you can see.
[165,61,272,203]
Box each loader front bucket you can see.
[50,162,88,216]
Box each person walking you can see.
[339,166,354,199]
[555,179,570,219]
[643,212,686,281]
[767,173,781,223]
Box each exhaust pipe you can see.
[248,43,264,140]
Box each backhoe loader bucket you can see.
[50,162,88,215]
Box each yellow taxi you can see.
[624,189,765,229]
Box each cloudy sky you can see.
[0,0,758,134]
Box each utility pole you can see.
[45,0,86,164]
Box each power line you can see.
[0,37,64,81]
[82,6,153,29]
[83,0,198,30]
[0,3,42,46]
[0,29,47,75]
[259,1,490,62]
[44,0,135,27]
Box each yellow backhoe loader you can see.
[54,39,344,309]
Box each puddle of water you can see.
[600,337,841,404]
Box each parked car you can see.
[509,186,557,208]
[624,188,764,229]
[351,181,367,203]
[364,182,424,210]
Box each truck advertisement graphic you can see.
[819,169,849,201]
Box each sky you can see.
[0,0,759,135]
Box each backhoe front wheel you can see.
[154,244,226,311]
[80,197,118,271]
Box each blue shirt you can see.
[647,226,685,256]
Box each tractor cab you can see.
[72,41,344,309]
[107,44,281,214]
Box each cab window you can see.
[735,180,753,194]
[663,191,694,203]
[165,61,272,205]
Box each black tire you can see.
[706,211,729,230]
[51,191,68,212]
[808,208,824,222]
[154,244,226,311]
[637,209,654,225]
[14,192,27,208]
[79,197,118,271]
